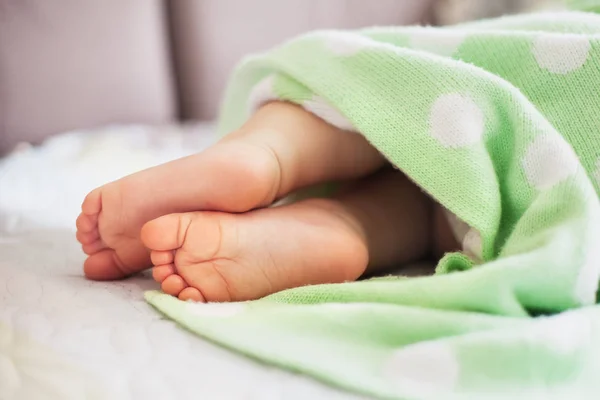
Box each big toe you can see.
[81,188,103,215]
[141,214,193,251]
[84,250,128,280]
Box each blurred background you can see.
[0,0,560,232]
[0,0,560,155]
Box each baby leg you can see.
[77,101,386,280]
[142,169,436,302]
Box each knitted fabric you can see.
[146,10,600,399]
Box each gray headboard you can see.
[0,0,436,154]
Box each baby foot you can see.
[76,100,383,281]
[76,142,282,281]
[76,183,149,280]
[140,199,369,302]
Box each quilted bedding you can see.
[0,124,364,400]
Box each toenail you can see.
[179,287,205,302]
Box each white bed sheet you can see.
[0,124,366,400]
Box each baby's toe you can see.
[81,188,103,216]
[81,239,107,255]
[141,214,192,251]
[76,229,99,245]
[152,264,176,283]
[161,274,187,296]
[76,213,97,233]
[150,250,174,266]
[179,287,205,302]
[84,250,127,280]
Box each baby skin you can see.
[76,101,456,302]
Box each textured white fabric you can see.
[0,124,366,400]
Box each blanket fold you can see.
[146,9,600,399]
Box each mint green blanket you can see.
[146,8,600,399]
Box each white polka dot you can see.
[532,34,591,74]
[384,341,459,397]
[322,32,372,57]
[185,301,247,317]
[303,95,356,132]
[521,134,579,190]
[533,311,592,354]
[429,94,485,148]
[463,228,483,262]
[410,29,466,57]
[248,75,278,114]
